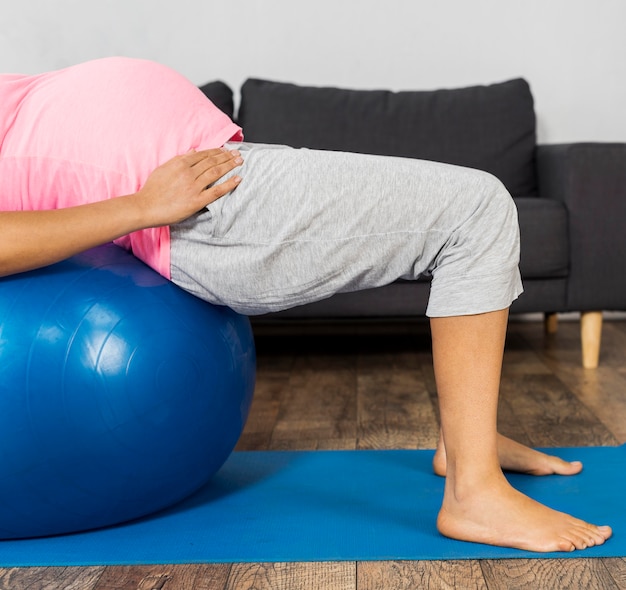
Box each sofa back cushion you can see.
[238,78,537,197]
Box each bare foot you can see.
[437,473,612,552]
[433,432,583,477]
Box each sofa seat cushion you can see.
[238,78,537,197]
[515,197,569,278]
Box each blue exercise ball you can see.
[0,244,255,539]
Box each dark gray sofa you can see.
[200,78,626,368]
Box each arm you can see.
[0,148,242,277]
[536,142,626,311]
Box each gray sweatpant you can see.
[170,143,522,317]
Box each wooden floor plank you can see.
[358,560,488,590]
[501,328,553,377]
[0,566,105,590]
[499,372,617,447]
[92,564,231,590]
[480,558,619,590]
[93,566,174,590]
[357,350,439,450]
[598,557,626,587]
[549,365,626,444]
[225,562,355,590]
[268,352,358,450]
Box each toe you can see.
[555,458,583,475]
[570,523,609,549]
[556,537,577,552]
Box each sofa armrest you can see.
[536,143,626,311]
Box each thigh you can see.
[210,143,492,242]
[170,144,502,314]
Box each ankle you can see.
[444,466,506,504]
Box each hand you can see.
[135,148,243,227]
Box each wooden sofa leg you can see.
[581,311,603,369]
[544,312,558,334]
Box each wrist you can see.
[116,191,157,232]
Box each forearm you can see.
[0,148,243,278]
[0,194,146,277]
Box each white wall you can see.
[1,0,624,144]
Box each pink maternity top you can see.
[0,57,242,277]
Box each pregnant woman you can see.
[0,57,611,552]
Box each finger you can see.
[195,154,243,184]
[187,148,241,169]
[183,148,231,167]
[203,175,242,205]
[191,151,241,179]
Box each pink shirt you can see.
[0,57,242,278]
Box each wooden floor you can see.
[3,316,626,589]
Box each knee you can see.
[485,175,520,262]
[475,171,518,227]
[463,172,521,268]
[492,176,519,236]
[426,172,523,316]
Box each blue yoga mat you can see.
[0,446,623,566]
